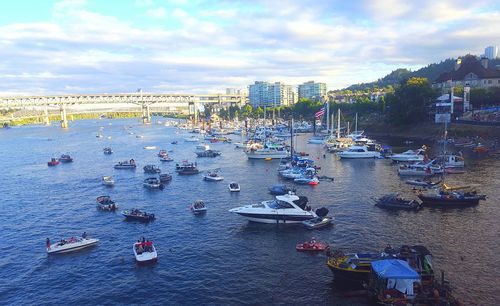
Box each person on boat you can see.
[46,238,50,248]
[130,159,135,165]
[142,237,146,243]
[82,232,87,239]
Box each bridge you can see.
[0,92,247,128]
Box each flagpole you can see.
[326,100,330,134]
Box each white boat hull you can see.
[246,152,289,159]
[47,238,99,254]
[338,152,379,159]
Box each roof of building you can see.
[434,55,500,83]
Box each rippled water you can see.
[0,118,498,305]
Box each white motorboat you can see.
[102,175,115,186]
[390,149,425,162]
[191,200,207,214]
[184,136,199,142]
[245,144,289,159]
[195,144,210,152]
[307,136,325,144]
[229,182,240,192]
[203,170,224,181]
[229,193,317,224]
[143,145,157,150]
[397,162,443,176]
[437,154,465,168]
[133,241,158,264]
[96,195,118,211]
[160,155,174,162]
[143,177,164,189]
[114,160,137,169]
[338,145,380,159]
[46,236,99,254]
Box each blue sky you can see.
[0,0,499,95]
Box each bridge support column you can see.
[60,104,68,128]
[142,104,151,124]
[44,105,50,126]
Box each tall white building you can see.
[248,81,294,107]
[298,81,327,101]
[484,46,498,60]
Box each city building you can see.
[484,46,498,60]
[433,55,500,89]
[248,81,295,108]
[298,81,327,101]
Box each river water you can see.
[0,118,498,305]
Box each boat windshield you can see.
[267,200,294,209]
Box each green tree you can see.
[254,106,264,118]
[241,104,253,118]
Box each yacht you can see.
[229,193,316,224]
[245,143,289,159]
[391,149,425,162]
[338,145,380,159]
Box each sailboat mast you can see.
[337,109,341,139]
[355,113,358,133]
[326,101,330,135]
[290,117,294,160]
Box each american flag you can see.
[315,104,326,118]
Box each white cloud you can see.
[146,7,167,18]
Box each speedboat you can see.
[418,184,486,207]
[122,209,155,221]
[397,163,443,176]
[203,170,224,181]
[136,135,144,139]
[307,136,325,144]
[143,145,157,150]
[160,155,174,162]
[229,182,240,192]
[143,165,161,174]
[175,161,199,175]
[102,175,115,186]
[296,238,329,252]
[245,143,289,159]
[405,178,441,188]
[96,195,118,211]
[46,235,99,254]
[390,149,426,163]
[133,240,158,264]
[338,145,380,159]
[171,141,178,145]
[374,193,422,210]
[302,207,332,229]
[47,158,59,166]
[184,136,199,142]
[268,184,294,195]
[229,193,317,224]
[196,149,221,157]
[159,173,172,183]
[294,176,319,185]
[59,154,73,163]
[103,147,113,155]
[158,150,168,157]
[437,154,465,168]
[191,200,207,214]
[143,177,164,189]
[114,160,136,169]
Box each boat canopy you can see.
[372,259,420,279]
[292,196,308,209]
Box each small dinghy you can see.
[59,154,73,163]
[191,200,207,214]
[302,207,332,230]
[229,182,240,192]
[143,164,161,174]
[122,209,155,221]
[114,159,136,169]
[103,147,113,155]
[203,170,224,181]
[296,238,329,252]
[133,239,158,264]
[102,175,115,186]
[159,173,172,183]
[405,178,441,188]
[46,234,98,254]
[374,193,422,210]
[47,158,59,166]
[143,177,164,190]
[96,195,118,211]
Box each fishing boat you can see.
[143,177,164,189]
[46,235,99,254]
[102,175,115,186]
[374,193,422,210]
[159,173,172,183]
[191,200,207,214]
[405,178,441,188]
[59,154,73,163]
[296,238,329,252]
[103,147,113,155]
[96,195,118,211]
[47,158,59,166]
[114,160,136,169]
[268,184,294,195]
[203,170,224,181]
[229,182,240,192]
[338,145,380,159]
[143,164,161,174]
[390,149,426,163]
[229,193,318,224]
[175,161,199,175]
[122,209,155,221]
[418,184,486,207]
[133,240,158,264]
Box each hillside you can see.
[344,56,500,91]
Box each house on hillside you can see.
[433,55,500,89]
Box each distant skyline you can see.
[1,0,499,96]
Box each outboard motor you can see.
[315,207,329,218]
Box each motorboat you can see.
[171,141,178,144]
[338,145,380,159]
[133,240,158,264]
[47,158,59,166]
[96,133,103,138]
[437,154,465,168]
[46,235,99,254]
[280,168,305,179]
[160,155,174,162]
[59,154,73,163]
[398,163,443,176]
[102,175,115,186]
[159,173,172,183]
[136,135,144,139]
[175,161,199,175]
[103,147,113,155]
[122,209,155,221]
[203,170,224,181]
[326,250,383,283]
[294,176,319,185]
[374,194,422,210]
[418,184,486,207]
[143,177,164,190]
[143,164,161,174]
[158,150,168,157]
[191,200,207,214]
[229,182,240,192]
[196,149,221,157]
[229,193,317,224]
[390,149,426,163]
[268,184,294,195]
[405,178,441,188]
[296,238,329,252]
[302,207,332,229]
[96,195,118,211]
[195,143,210,152]
[114,160,136,169]
[184,136,199,142]
[143,146,157,150]
[307,136,325,144]
[245,143,289,159]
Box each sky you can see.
[0,0,499,96]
